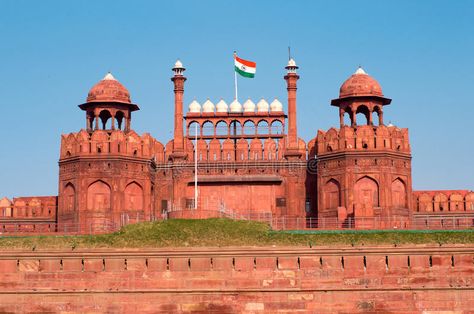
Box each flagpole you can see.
[234,51,238,101]
[194,122,198,210]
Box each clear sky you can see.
[0,0,473,198]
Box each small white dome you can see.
[287,58,297,67]
[243,99,255,112]
[216,99,228,113]
[256,98,269,112]
[188,100,201,113]
[229,99,242,113]
[103,72,116,81]
[174,59,184,68]
[202,99,215,113]
[354,66,367,75]
[270,98,283,112]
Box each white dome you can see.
[229,99,242,113]
[188,100,201,113]
[270,99,283,112]
[103,72,116,81]
[243,99,255,112]
[256,98,269,112]
[287,58,297,67]
[216,99,228,113]
[202,99,215,113]
[174,59,183,68]
[355,66,367,75]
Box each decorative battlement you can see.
[314,125,410,156]
[59,129,165,162]
[413,190,474,212]
[0,196,57,219]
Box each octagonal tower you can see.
[314,68,413,228]
[58,73,162,232]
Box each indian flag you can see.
[234,54,256,78]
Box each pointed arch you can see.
[418,193,433,212]
[87,180,111,211]
[257,119,269,135]
[449,193,464,211]
[63,182,76,212]
[99,110,112,130]
[202,120,214,137]
[434,193,448,212]
[124,181,144,211]
[323,179,341,210]
[229,120,242,136]
[243,120,256,135]
[391,178,407,208]
[270,120,284,134]
[465,192,474,211]
[115,111,125,130]
[215,120,228,136]
[354,176,379,213]
[355,105,370,125]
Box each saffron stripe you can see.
[234,55,256,68]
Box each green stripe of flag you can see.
[235,66,255,78]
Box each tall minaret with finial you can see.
[284,57,302,159]
[171,59,187,159]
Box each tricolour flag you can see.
[234,54,256,78]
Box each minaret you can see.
[284,58,302,159]
[171,60,187,159]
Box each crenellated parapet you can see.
[315,125,410,155]
[413,190,474,213]
[60,129,165,162]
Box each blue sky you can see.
[0,0,473,197]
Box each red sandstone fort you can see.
[1,59,473,233]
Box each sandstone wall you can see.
[0,246,472,313]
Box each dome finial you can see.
[173,59,185,75]
[355,66,367,75]
[103,72,116,81]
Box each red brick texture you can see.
[0,245,472,313]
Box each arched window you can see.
[215,121,228,136]
[257,120,269,134]
[188,121,201,137]
[355,105,370,126]
[63,183,76,212]
[202,121,214,137]
[243,120,256,135]
[391,178,407,208]
[344,110,352,126]
[124,182,144,211]
[99,110,112,130]
[373,106,382,126]
[324,179,340,210]
[87,180,111,210]
[115,111,125,130]
[229,120,242,136]
[87,111,95,129]
[434,193,448,212]
[270,120,283,134]
[354,176,379,211]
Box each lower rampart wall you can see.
[0,246,473,313]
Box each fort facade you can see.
[1,59,473,233]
